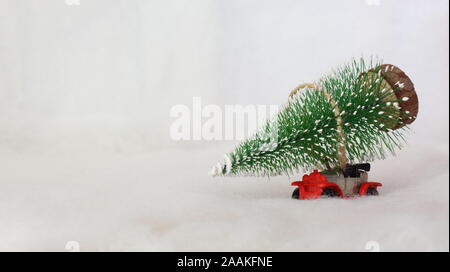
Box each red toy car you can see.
[291,163,382,199]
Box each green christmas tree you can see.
[210,59,418,177]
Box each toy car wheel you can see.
[366,187,379,196]
[292,188,300,199]
[322,188,339,198]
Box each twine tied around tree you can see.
[288,83,349,171]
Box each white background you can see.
[0,0,448,251]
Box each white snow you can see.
[395,81,406,89]
[0,140,447,252]
[224,155,233,175]
[208,166,218,177]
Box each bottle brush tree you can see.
[210,58,419,177]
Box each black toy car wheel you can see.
[366,187,379,196]
[292,188,300,199]
[322,188,339,198]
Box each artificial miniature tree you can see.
[210,59,418,177]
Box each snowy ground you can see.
[0,138,447,252]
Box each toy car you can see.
[291,163,382,199]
